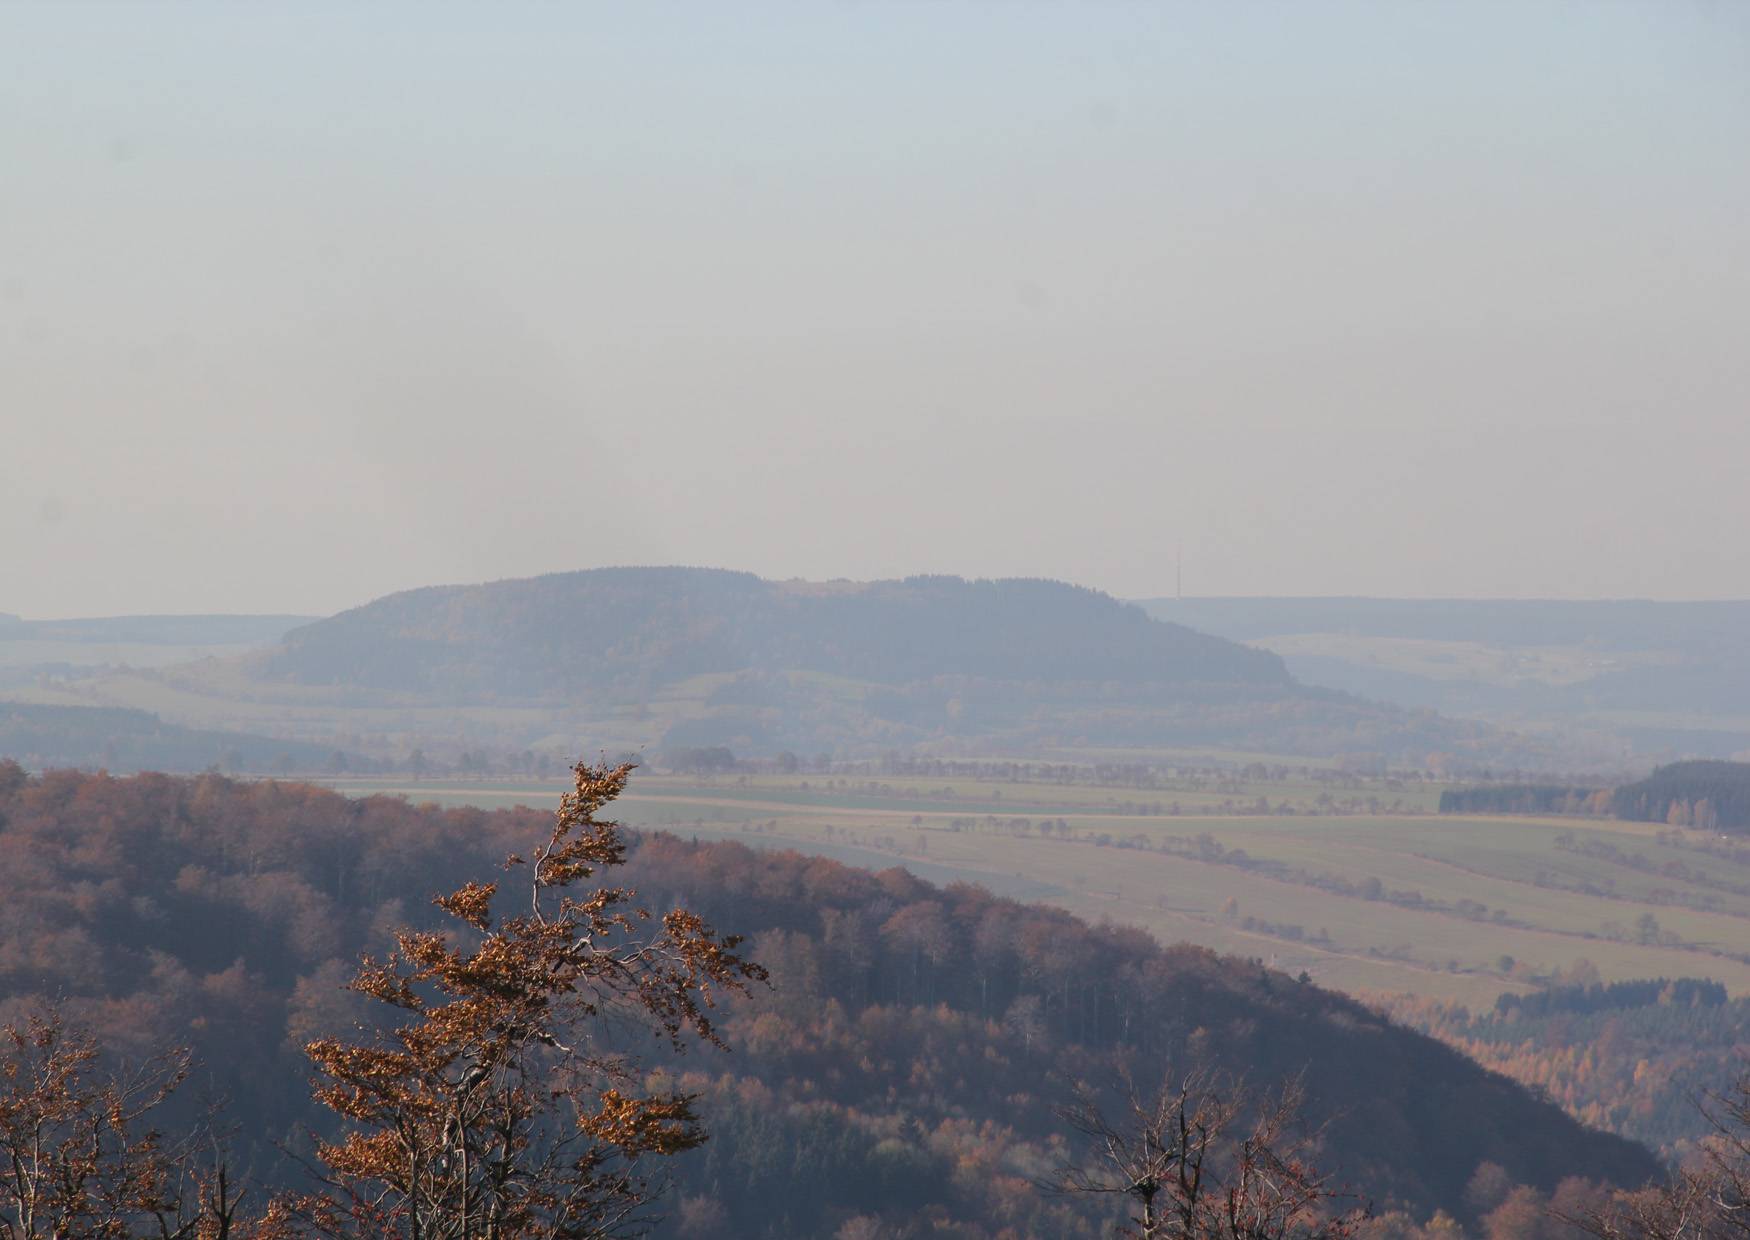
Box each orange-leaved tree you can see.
[288,761,766,1239]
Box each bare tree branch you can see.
[1045,1068,1367,1240]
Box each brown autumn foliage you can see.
[281,761,767,1239]
[1378,983,1746,1163]
[0,1012,246,1239]
[0,760,764,1240]
[1577,1072,1750,1240]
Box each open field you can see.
[317,771,1750,1007]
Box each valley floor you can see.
[319,771,1750,1008]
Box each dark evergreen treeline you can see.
[0,765,1660,1238]
[1440,761,1750,832]
[1493,978,1727,1020]
[1612,760,1750,830]
[1389,980,1750,1160]
[1437,785,1607,816]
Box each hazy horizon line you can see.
[8,563,1750,626]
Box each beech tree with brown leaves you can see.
[1047,1070,1367,1240]
[286,760,766,1239]
[0,1012,247,1240]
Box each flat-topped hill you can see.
[0,573,1551,767]
[215,568,1530,763]
[258,567,1292,697]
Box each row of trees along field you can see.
[0,761,1674,1238]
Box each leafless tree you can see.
[1577,1073,1750,1240]
[1046,1069,1367,1240]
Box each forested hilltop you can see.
[260,569,1292,695]
[0,764,1657,1238]
[199,567,1530,765]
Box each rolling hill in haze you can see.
[1139,597,1750,762]
[0,612,358,773]
[0,613,314,645]
[226,568,1531,766]
[259,568,1290,697]
[0,701,363,774]
[0,611,313,691]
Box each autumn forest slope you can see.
[0,765,1657,1238]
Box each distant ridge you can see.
[0,701,360,773]
[1135,596,1750,648]
[261,567,1292,698]
[0,613,315,645]
[226,567,1527,764]
[1138,596,1750,760]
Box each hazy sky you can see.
[4,2,1747,618]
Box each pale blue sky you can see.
[4,2,1747,616]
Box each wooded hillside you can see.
[0,764,1658,1237]
[259,569,1293,696]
